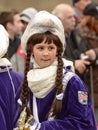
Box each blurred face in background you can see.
[75,0,92,13]
[21,20,28,33]
[9,14,23,36]
[62,8,76,33]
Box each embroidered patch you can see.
[78,91,88,105]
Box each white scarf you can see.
[27,58,74,98]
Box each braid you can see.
[55,55,63,94]
[52,49,64,118]
[20,42,32,116]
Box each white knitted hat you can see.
[20,7,38,23]
[0,24,9,58]
[21,10,66,54]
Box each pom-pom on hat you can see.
[21,10,66,54]
[20,7,38,23]
[0,24,9,58]
[83,2,98,19]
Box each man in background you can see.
[0,9,25,73]
[52,3,90,77]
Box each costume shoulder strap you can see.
[63,71,75,91]
[56,71,75,100]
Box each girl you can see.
[16,11,96,130]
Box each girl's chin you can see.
[40,64,51,68]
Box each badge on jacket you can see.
[78,91,88,105]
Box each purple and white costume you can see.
[27,71,96,130]
[19,58,96,130]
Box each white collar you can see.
[0,58,12,67]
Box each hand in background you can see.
[85,49,96,61]
[74,59,90,74]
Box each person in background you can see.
[0,24,23,130]
[0,9,25,73]
[72,0,92,24]
[52,3,91,80]
[77,2,98,121]
[20,7,38,33]
[14,11,96,130]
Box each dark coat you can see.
[8,36,25,73]
[64,29,89,60]
[63,29,89,79]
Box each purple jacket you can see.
[29,71,96,130]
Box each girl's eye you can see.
[37,47,44,50]
[48,47,54,51]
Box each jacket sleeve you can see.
[39,75,96,130]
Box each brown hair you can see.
[80,15,98,34]
[0,9,19,29]
[20,31,64,119]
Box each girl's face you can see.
[32,39,57,68]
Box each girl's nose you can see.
[43,50,49,56]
